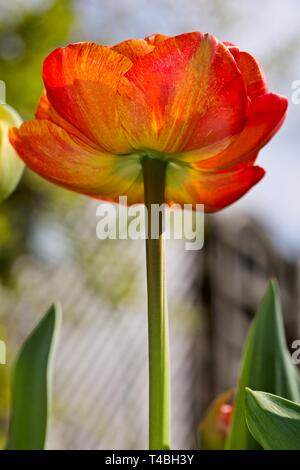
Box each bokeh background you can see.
[0,0,299,449]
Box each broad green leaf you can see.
[6,304,61,450]
[245,388,300,450]
[226,280,300,449]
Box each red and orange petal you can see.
[112,34,169,61]
[36,92,100,149]
[145,33,169,46]
[166,163,265,211]
[117,32,248,154]
[9,118,264,212]
[9,120,142,203]
[112,39,155,62]
[196,92,288,170]
[225,42,268,100]
[112,34,169,62]
[43,42,132,154]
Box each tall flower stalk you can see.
[142,156,170,449]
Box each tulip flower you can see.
[0,104,24,203]
[9,32,287,450]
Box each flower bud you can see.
[199,389,234,450]
[0,103,24,202]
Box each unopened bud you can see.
[0,103,24,202]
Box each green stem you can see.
[142,155,171,450]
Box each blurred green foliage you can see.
[0,0,73,118]
[0,0,74,280]
[0,3,74,443]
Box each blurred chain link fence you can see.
[199,216,300,400]
[0,196,299,449]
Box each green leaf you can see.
[6,304,61,450]
[226,279,300,449]
[245,388,300,450]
